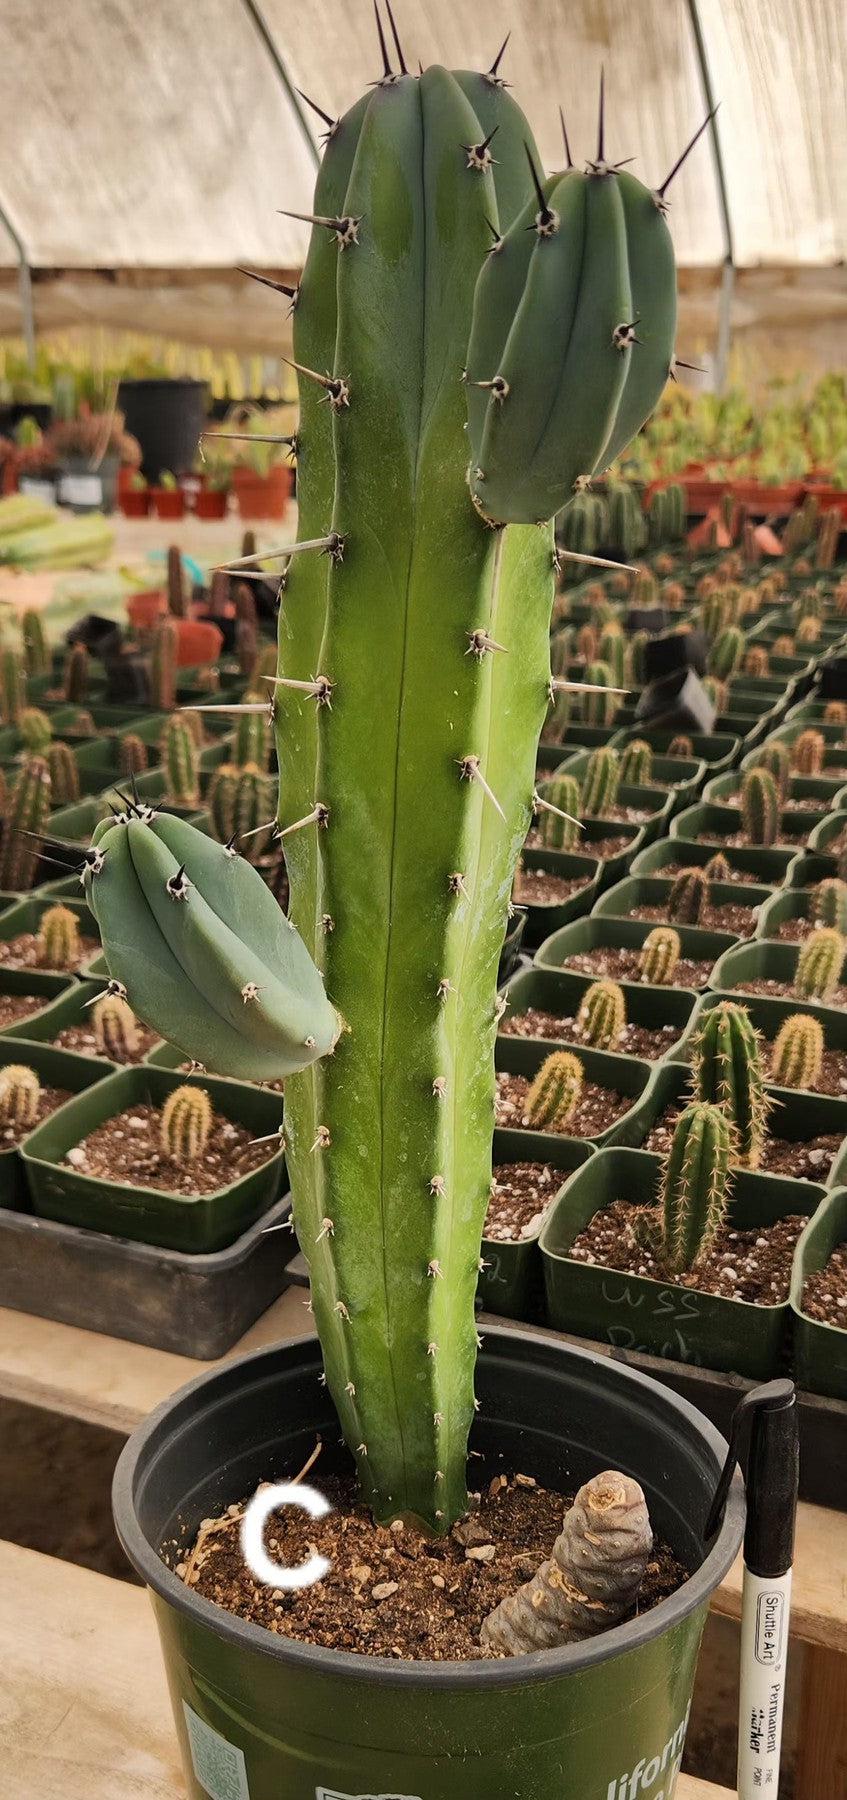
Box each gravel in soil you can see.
[498,1005,680,1062]
[525,829,634,861]
[629,901,760,937]
[0,993,44,1028]
[774,917,814,942]
[0,1083,71,1149]
[728,976,847,1007]
[513,867,592,907]
[484,1161,565,1241]
[696,830,807,849]
[66,1102,279,1195]
[568,1200,808,1304]
[176,1471,686,1661]
[802,1246,847,1326]
[495,1069,633,1138]
[644,1103,841,1182]
[0,931,99,973]
[53,1021,161,1064]
[765,1042,847,1097]
[562,946,712,989]
[655,860,765,887]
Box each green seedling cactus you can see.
[47,740,80,805]
[812,878,847,933]
[581,746,621,816]
[824,701,847,725]
[93,993,141,1061]
[694,999,769,1169]
[634,567,658,607]
[708,626,745,679]
[771,634,795,658]
[660,1101,733,1273]
[618,738,653,786]
[84,40,704,1533]
[167,545,188,618]
[63,641,89,705]
[549,627,573,679]
[559,492,607,557]
[0,647,25,724]
[816,509,841,570]
[795,927,845,1003]
[21,609,49,678]
[18,707,52,754]
[0,756,51,890]
[576,979,626,1050]
[669,865,708,924]
[668,733,693,758]
[524,1051,584,1130]
[795,615,820,647]
[770,1012,824,1091]
[118,732,149,777]
[639,925,681,985]
[598,622,626,688]
[208,761,276,862]
[161,716,200,808]
[792,729,825,776]
[580,660,619,726]
[753,740,790,803]
[704,851,731,882]
[37,904,80,970]
[541,683,571,744]
[609,482,647,559]
[160,1083,212,1163]
[536,774,582,850]
[700,593,731,640]
[0,1063,40,1128]
[236,617,259,681]
[702,675,728,714]
[235,691,272,769]
[626,630,649,685]
[151,617,178,711]
[576,622,598,662]
[741,766,779,847]
[744,645,770,679]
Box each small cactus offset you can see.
[19,707,52,754]
[741,766,779,847]
[524,1051,584,1131]
[668,733,694,758]
[160,1083,213,1164]
[581,747,621,817]
[694,999,769,1169]
[795,927,845,1003]
[771,1013,824,1091]
[21,609,49,678]
[639,926,681,986]
[0,756,51,890]
[743,645,770,679]
[536,774,582,850]
[151,617,178,711]
[93,994,141,1061]
[824,700,847,725]
[0,1063,41,1128]
[669,866,708,925]
[118,732,149,777]
[47,740,80,805]
[167,545,188,618]
[580,660,618,727]
[812,878,847,933]
[792,729,825,776]
[0,647,25,724]
[37,904,81,970]
[63,641,89,705]
[661,1101,733,1273]
[576,980,626,1050]
[161,716,200,807]
[235,692,272,769]
[597,622,626,689]
[753,740,790,802]
[618,739,653,786]
[708,626,745,679]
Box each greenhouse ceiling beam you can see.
[0,198,36,369]
[685,0,735,390]
[240,0,321,174]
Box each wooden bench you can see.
[0,1537,732,1800]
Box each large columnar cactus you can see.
[694,999,769,1169]
[770,1012,824,1090]
[741,767,779,847]
[661,1101,733,1272]
[86,41,692,1532]
[0,757,51,890]
[576,979,626,1049]
[581,746,621,815]
[795,928,844,1003]
[812,878,847,933]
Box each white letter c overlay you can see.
[240,1480,332,1591]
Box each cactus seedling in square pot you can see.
[0,1040,109,1211]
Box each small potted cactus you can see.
[149,470,185,520]
[0,1044,107,1210]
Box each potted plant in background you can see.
[49,408,142,514]
[194,440,232,519]
[149,469,185,520]
[226,402,294,521]
[120,469,150,518]
[91,39,743,1800]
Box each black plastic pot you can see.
[478,1130,595,1321]
[112,1330,744,1800]
[791,1187,847,1401]
[533,913,736,991]
[515,848,601,948]
[632,834,792,888]
[118,378,209,482]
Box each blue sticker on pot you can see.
[183,1702,250,1800]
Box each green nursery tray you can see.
[594,873,771,934]
[0,895,101,977]
[786,850,840,888]
[631,835,791,886]
[705,767,847,809]
[495,1034,652,1151]
[754,888,814,939]
[671,803,804,871]
[0,977,143,1068]
[0,1040,110,1211]
[478,1131,595,1322]
[791,1187,847,1402]
[675,987,847,1074]
[22,1065,286,1253]
[612,725,739,772]
[539,1146,825,1378]
[708,937,806,996]
[0,707,93,760]
[0,970,75,1036]
[808,811,847,855]
[533,912,736,988]
[514,849,602,948]
[500,965,699,1060]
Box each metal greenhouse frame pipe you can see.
[0,198,36,370]
[685,0,736,389]
[240,0,321,173]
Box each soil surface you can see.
[563,946,713,989]
[484,1161,564,1242]
[727,976,847,1007]
[802,1245,847,1325]
[0,993,44,1028]
[177,1470,686,1661]
[697,829,808,849]
[66,1101,279,1195]
[568,1200,808,1304]
[0,930,99,973]
[495,1069,632,1139]
[53,1021,161,1064]
[498,1005,679,1062]
[644,1104,841,1183]
[654,860,765,887]
[774,916,815,942]
[526,829,634,861]
[765,1041,847,1096]
[630,902,759,938]
[0,1082,71,1148]
[513,868,592,907]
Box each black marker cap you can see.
[745,1380,799,1579]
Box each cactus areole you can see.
[90,56,681,1535]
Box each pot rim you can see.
[113,1324,745,1689]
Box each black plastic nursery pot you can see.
[478,1130,595,1321]
[631,835,791,888]
[612,726,740,772]
[501,965,699,1062]
[496,1033,653,1150]
[118,377,209,482]
[21,1065,286,1253]
[540,1147,823,1378]
[533,914,736,991]
[112,1329,744,1800]
[594,873,772,936]
[670,804,799,873]
[515,848,601,947]
[0,1039,109,1210]
[791,1187,847,1401]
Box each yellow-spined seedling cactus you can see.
[770,1012,824,1091]
[694,999,769,1169]
[661,1101,733,1272]
[795,928,845,1003]
[525,1051,584,1131]
[160,1083,213,1164]
[37,904,80,970]
[0,1063,41,1128]
[639,926,681,985]
[93,994,141,1061]
[576,979,626,1049]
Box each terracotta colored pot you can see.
[120,489,150,518]
[729,480,803,513]
[233,463,291,522]
[150,488,186,520]
[195,488,229,520]
[174,619,224,667]
[126,588,167,629]
[804,483,847,520]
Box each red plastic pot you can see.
[174,619,224,666]
[150,488,186,520]
[804,483,847,520]
[729,480,803,514]
[126,588,167,629]
[683,476,728,514]
[121,489,150,518]
[196,488,229,520]
[233,464,291,522]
